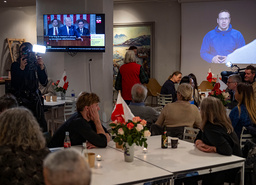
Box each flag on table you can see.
[212,77,227,92]
[111,92,134,123]
[207,68,213,82]
[58,71,69,90]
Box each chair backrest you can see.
[157,93,172,107]
[240,126,253,149]
[145,78,162,97]
[64,101,76,121]
[183,127,200,143]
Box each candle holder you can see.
[143,148,148,153]
[96,154,102,161]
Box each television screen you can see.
[43,14,105,52]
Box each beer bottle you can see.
[82,142,88,163]
[161,126,168,148]
[64,131,71,148]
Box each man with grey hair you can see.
[43,149,91,185]
[227,74,242,109]
[129,84,159,128]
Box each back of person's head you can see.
[0,94,18,113]
[177,83,192,101]
[124,50,136,64]
[128,46,137,50]
[200,96,233,133]
[245,65,256,74]
[76,92,100,112]
[168,71,182,80]
[0,107,45,150]
[43,149,91,185]
[179,76,191,85]
[188,73,198,89]
[131,84,148,103]
[228,74,242,83]
[236,83,256,123]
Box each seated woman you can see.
[229,83,256,139]
[195,96,242,185]
[0,107,50,184]
[155,83,201,139]
[179,75,195,105]
[189,73,201,107]
[160,71,182,102]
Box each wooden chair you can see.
[183,127,200,143]
[240,126,253,149]
[145,78,162,105]
[48,101,76,135]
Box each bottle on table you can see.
[161,126,168,149]
[71,89,75,101]
[82,142,88,163]
[64,131,71,148]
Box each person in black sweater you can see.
[160,71,182,102]
[48,92,110,148]
[11,42,48,132]
[195,96,242,185]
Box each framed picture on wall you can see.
[113,22,154,82]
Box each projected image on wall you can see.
[200,9,245,64]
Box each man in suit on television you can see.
[76,20,90,36]
[59,17,82,40]
[48,19,59,36]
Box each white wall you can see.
[36,0,113,124]
[0,6,37,95]
[114,1,181,85]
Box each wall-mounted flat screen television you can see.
[43,14,105,52]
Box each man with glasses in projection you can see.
[200,9,245,63]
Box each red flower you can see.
[116,116,125,124]
[63,82,69,90]
[215,89,222,95]
[127,122,134,130]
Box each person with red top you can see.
[115,50,149,105]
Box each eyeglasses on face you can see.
[218,17,230,21]
[226,81,235,84]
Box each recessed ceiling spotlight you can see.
[4,1,7,3]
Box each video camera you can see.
[221,65,246,84]
[22,49,37,70]
[21,44,46,71]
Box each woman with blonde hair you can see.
[155,83,201,139]
[229,83,256,138]
[115,50,149,105]
[195,97,241,185]
[0,107,50,185]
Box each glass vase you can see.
[124,143,134,162]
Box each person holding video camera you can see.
[11,42,48,132]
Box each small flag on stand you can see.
[212,77,227,92]
[207,68,213,82]
[58,71,69,90]
[111,92,134,123]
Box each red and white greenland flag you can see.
[111,92,134,123]
[58,71,67,88]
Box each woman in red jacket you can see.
[115,50,149,105]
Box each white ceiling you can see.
[0,0,239,8]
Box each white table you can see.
[44,97,75,133]
[132,136,245,185]
[50,146,173,185]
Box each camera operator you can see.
[11,42,48,132]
